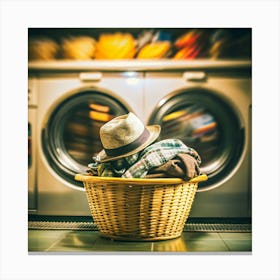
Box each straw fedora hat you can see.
[98,112,161,162]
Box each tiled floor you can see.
[28,230,252,253]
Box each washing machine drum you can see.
[149,89,245,191]
[42,90,129,187]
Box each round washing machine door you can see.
[42,90,130,188]
[148,88,245,191]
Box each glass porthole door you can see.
[149,89,244,191]
[42,90,129,187]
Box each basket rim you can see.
[74,174,207,185]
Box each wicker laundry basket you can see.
[75,174,207,241]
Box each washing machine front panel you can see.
[38,72,144,122]
[144,71,251,217]
[191,155,251,217]
[144,72,250,125]
[36,72,144,215]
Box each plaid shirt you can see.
[90,139,201,178]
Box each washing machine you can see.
[29,67,144,215]
[143,61,251,218]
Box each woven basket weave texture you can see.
[75,175,207,241]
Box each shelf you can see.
[28,59,251,72]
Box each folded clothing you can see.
[88,139,201,179]
[145,153,200,180]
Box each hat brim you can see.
[98,125,161,163]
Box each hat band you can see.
[104,128,150,157]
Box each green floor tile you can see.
[182,239,229,252]
[28,230,69,252]
[219,232,252,240]
[152,233,228,252]
[182,232,221,240]
[46,231,100,252]
[153,237,188,252]
[153,233,222,253]
[223,240,252,252]
[91,236,153,252]
[28,230,69,238]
